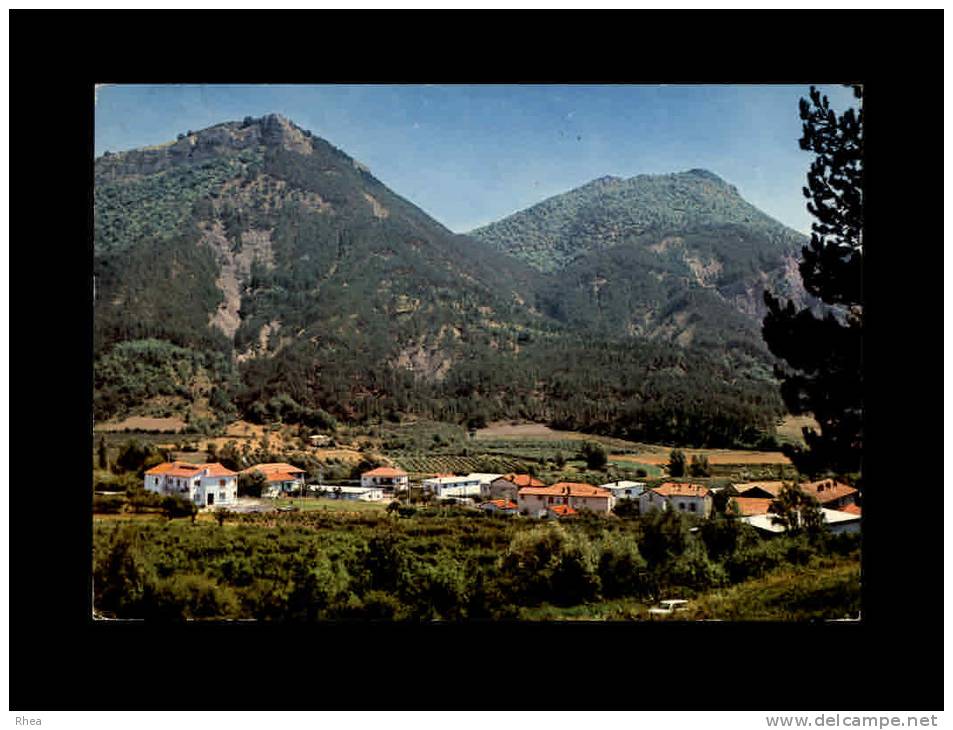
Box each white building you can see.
[468,473,503,497]
[423,475,484,498]
[639,482,712,518]
[742,508,861,536]
[144,461,238,507]
[360,467,409,492]
[600,480,647,501]
[312,485,384,502]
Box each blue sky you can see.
[95,84,859,235]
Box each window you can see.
[678,502,686,511]
[689,503,697,512]
[219,491,226,500]
[220,479,225,486]
[548,496,553,504]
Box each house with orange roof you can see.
[488,473,545,502]
[799,479,858,510]
[640,482,712,518]
[517,482,613,517]
[360,466,409,493]
[144,461,238,506]
[728,496,775,517]
[242,462,308,496]
[732,481,785,499]
[479,498,519,516]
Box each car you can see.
[648,599,689,616]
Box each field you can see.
[776,414,821,447]
[610,450,791,466]
[392,454,527,476]
[96,415,188,432]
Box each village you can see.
[141,458,861,536]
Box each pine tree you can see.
[667,449,686,478]
[763,85,863,477]
[98,436,108,470]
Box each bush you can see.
[662,540,727,592]
[580,442,608,470]
[501,524,600,606]
[597,531,648,598]
[161,494,197,519]
[147,574,240,620]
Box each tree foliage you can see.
[763,85,863,476]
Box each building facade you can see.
[639,482,712,518]
[360,467,409,492]
[144,461,238,506]
[517,482,613,517]
[488,474,545,501]
[242,462,308,496]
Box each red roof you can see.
[838,503,862,515]
[243,462,306,476]
[499,473,545,488]
[800,479,857,504]
[145,461,235,478]
[483,499,518,510]
[264,471,301,483]
[362,466,407,478]
[729,496,774,516]
[520,482,611,498]
[653,482,711,498]
[203,463,238,477]
[548,504,578,517]
[734,481,785,497]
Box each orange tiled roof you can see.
[203,463,238,477]
[264,471,302,483]
[147,461,237,478]
[729,496,775,516]
[653,482,711,498]
[735,481,785,497]
[549,504,578,516]
[800,479,857,504]
[520,482,611,498]
[838,503,862,516]
[362,466,408,478]
[244,462,306,476]
[499,473,545,488]
[483,499,518,510]
[146,461,205,478]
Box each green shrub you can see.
[596,531,648,598]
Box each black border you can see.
[9,9,943,711]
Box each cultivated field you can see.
[96,416,188,432]
[611,450,791,466]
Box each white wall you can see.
[361,475,409,489]
[199,475,238,505]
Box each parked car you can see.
[648,599,689,616]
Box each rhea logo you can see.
[15,719,41,726]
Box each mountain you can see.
[469,170,811,350]
[93,115,788,447]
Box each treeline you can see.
[93,510,860,621]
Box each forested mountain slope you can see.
[94,115,788,446]
[470,171,811,351]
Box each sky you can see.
[95,84,859,235]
